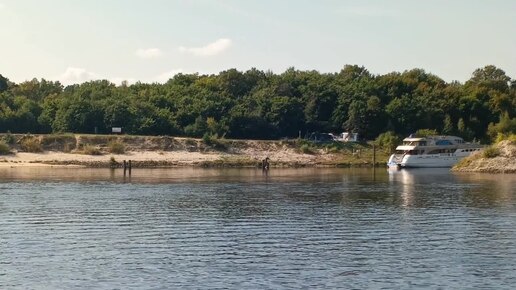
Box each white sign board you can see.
[112,127,122,133]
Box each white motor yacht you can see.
[387,135,483,168]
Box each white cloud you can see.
[135,48,163,59]
[58,67,98,85]
[0,3,4,9]
[56,67,184,86]
[155,69,183,83]
[179,38,232,57]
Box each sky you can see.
[0,0,515,85]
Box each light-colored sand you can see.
[0,149,326,168]
[452,140,516,173]
[0,151,219,167]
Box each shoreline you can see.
[0,133,388,168]
[452,140,516,173]
[0,150,384,169]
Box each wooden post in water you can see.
[372,144,376,166]
[123,160,127,175]
[128,160,132,174]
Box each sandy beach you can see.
[0,149,328,168]
[0,134,385,168]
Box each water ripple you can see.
[0,168,515,289]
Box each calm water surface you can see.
[0,167,515,289]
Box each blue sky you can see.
[0,0,514,85]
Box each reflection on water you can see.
[0,167,515,289]
[387,168,516,208]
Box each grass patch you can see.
[300,143,315,154]
[200,156,257,167]
[40,133,75,145]
[40,133,76,151]
[108,140,126,154]
[78,135,117,145]
[295,139,316,154]
[0,141,10,155]
[454,154,479,169]
[81,144,103,155]
[202,133,227,151]
[1,131,16,144]
[20,136,42,152]
[185,138,197,146]
[482,146,500,158]
[295,139,363,154]
[495,133,516,144]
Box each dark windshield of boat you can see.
[436,140,453,145]
[402,141,427,146]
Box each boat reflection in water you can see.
[387,167,516,208]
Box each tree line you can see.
[0,65,515,142]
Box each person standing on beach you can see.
[262,157,270,171]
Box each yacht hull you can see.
[388,154,466,168]
[401,155,461,168]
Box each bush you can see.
[327,145,341,153]
[108,140,125,154]
[202,133,227,150]
[63,143,72,153]
[40,133,76,152]
[374,131,401,153]
[0,141,10,155]
[20,137,42,152]
[185,138,197,146]
[487,113,516,141]
[40,133,76,145]
[482,146,500,158]
[82,144,103,155]
[202,132,214,145]
[1,131,15,144]
[494,133,516,144]
[300,144,314,154]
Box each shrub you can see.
[0,141,10,155]
[185,138,197,146]
[487,113,516,141]
[300,144,314,154]
[327,145,341,153]
[1,131,15,144]
[82,144,102,155]
[482,146,500,158]
[202,132,214,145]
[374,131,401,153]
[20,137,42,152]
[63,143,72,153]
[202,133,227,151]
[495,133,516,144]
[40,133,75,145]
[40,133,76,152]
[108,140,125,154]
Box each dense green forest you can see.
[0,65,515,142]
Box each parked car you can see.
[307,132,335,143]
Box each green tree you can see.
[487,113,516,141]
[0,74,9,92]
[442,114,454,135]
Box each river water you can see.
[0,167,515,289]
